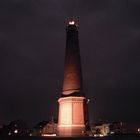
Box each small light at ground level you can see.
[8,132,11,135]
[14,129,18,134]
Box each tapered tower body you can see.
[58,21,87,136]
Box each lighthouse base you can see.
[57,96,86,136]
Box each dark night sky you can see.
[0,0,140,126]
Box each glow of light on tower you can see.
[63,89,80,95]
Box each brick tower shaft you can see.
[62,22,83,96]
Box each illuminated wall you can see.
[58,96,85,136]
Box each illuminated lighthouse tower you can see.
[58,21,87,136]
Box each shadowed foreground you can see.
[1,135,140,140]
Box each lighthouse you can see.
[58,21,87,136]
